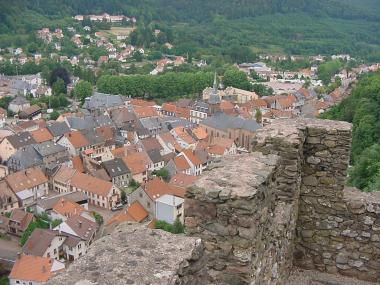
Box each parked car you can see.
[111,203,124,211]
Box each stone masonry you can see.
[185,118,380,284]
[46,118,380,285]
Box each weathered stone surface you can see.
[46,223,204,285]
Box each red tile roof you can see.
[173,155,191,171]
[30,128,53,143]
[64,131,89,148]
[143,178,186,200]
[134,106,158,118]
[169,173,197,188]
[9,255,56,282]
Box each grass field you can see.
[99,27,135,40]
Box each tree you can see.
[49,67,70,87]
[51,219,62,228]
[52,79,66,95]
[49,110,60,121]
[73,80,93,102]
[155,219,185,234]
[349,144,380,191]
[317,60,343,85]
[132,51,143,62]
[152,168,170,182]
[172,218,185,234]
[255,109,262,124]
[223,68,251,91]
[250,70,260,80]
[252,84,273,97]
[92,211,104,225]
[121,190,127,204]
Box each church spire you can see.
[209,72,221,105]
[213,72,218,91]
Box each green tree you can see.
[73,80,93,102]
[121,190,127,204]
[252,84,273,97]
[223,68,251,91]
[172,218,185,234]
[92,211,104,225]
[317,60,343,85]
[152,168,170,182]
[52,79,66,95]
[349,144,380,191]
[49,110,60,121]
[132,51,143,62]
[255,109,262,124]
[51,219,63,228]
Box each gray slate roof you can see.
[81,128,105,145]
[83,92,125,111]
[201,113,261,132]
[140,117,168,133]
[66,117,96,131]
[34,141,67,156]
[8,145,42,170]
[147,149,164,164]
[162,116,194,129]
[102,158,130,178]
[36,192,88,211]
[6,131,36,149]
[10,96,29,105]
[47,121,71,137]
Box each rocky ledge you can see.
[46,222,204,285]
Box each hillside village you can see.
[0,11,380,285]
[0,59,378,283]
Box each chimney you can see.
[78,221,82,228]
[17,252,21,259]
[42,265,46,273]
[61,199,64,207]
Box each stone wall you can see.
[295,122,380,281]
[185,118,380,284]
[185,151,306,284]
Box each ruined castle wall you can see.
[185,119,380,284]
[184,150,303,285]
[294,122,380,282]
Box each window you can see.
[16,281,20,284]
[78,244,82,249]
[139,192,143,198]
[147,201,151,208]
[54,249,57,254]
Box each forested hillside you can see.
[321,71,380,192]
[1,0,380,60]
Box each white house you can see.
[155,194,184,224]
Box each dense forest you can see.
[321,71,380,192]
[1,0,380,60]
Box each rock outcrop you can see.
[47,223,206,285]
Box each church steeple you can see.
[209,72,221,106]
[213,72,218,91]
